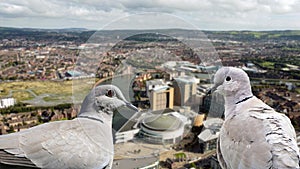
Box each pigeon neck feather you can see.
[224,95,237,119]
[224,89,253,119]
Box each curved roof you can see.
[142,115,182,131]
[203,118,223,129]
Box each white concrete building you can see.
[198,118,223,153]
[139,114,184,144]
[146,79,166,97]
[173,76,198,107]
[0,98,16,108]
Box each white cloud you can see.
[0,0,299,30]
[259,0,299,13]
[0,2,31,17]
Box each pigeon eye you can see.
[106,90,115,97]
[226,76,231,81]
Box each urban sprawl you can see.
[0,28,300,169]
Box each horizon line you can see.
[1,26,300,32]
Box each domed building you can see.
[139,114,184,144]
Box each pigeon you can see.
[0,85,138,169]
[211,67,300,169]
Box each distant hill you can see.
[1,27,300,42]
[204,30,300,41]
[0,27,89,32]
[0,27,95,43]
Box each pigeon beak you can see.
[207,85,217,95]
[126,102,139,112]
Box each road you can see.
[6,89,71,107]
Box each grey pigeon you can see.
[211,67,300,169]
[0,85,137,169]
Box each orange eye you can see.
[106,90,115,97]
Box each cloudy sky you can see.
[1,0,300,30]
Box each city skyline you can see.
[1,0,300,30]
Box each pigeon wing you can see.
[219,97,300,169]
[249,106,300,169]
[0,149,37,168]
[216,136,228,169]
[0,119,112,169]
[219,111,273,169]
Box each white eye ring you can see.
[226,76,231,81]
[106,90,115,97]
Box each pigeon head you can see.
[211,67,252,98]
[78,85,138,121]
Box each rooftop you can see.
[142,114,182,131]
[203,118,223,129]
[152,85,171,92]
[65,70,82,77]
[198,129,219,142]
[174,76,198,84]
[146,79,165,86]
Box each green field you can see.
[0,79,95,105]
[260,61,275,69]
[0,81,71,101]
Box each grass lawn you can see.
[260,61,275,69]
[11,91,34,101]
[0,79,95,103]
[251,32,267,38]
[296,88,300,94]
